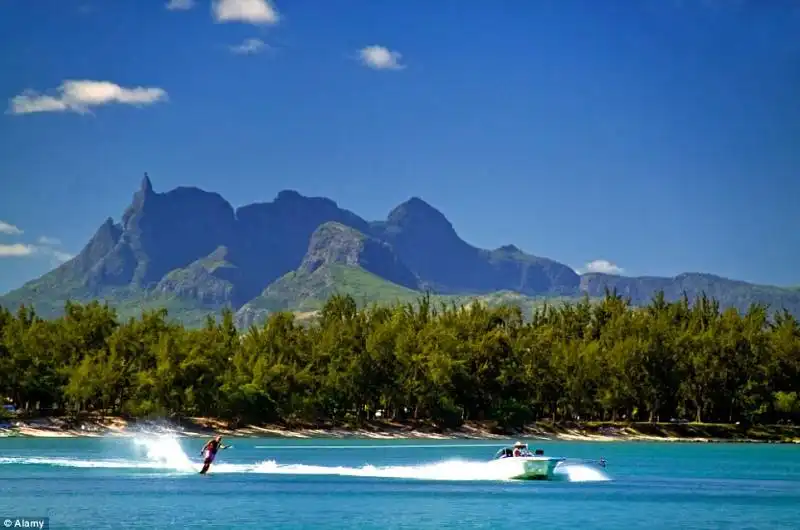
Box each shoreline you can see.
[1,416,798,444]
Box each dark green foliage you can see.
[1,290,798,428]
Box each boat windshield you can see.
[494,446,534,458]
[494,448,513,459]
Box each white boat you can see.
[490,442,606,481]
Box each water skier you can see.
[199,435,230,474]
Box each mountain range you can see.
[2,174,798,327]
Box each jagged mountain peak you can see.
[296,221,418,288]
[267,189,341,210]
[495,244,522,254]
[141,172,154,195]
[274,189,308,203]
[386,196,452,229]
[235,188,362,226]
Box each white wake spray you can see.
[554,462,611,482]
[245,459,522,481]
[132,433,196,472]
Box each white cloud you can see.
[36,237,73,262]
[8,80,168,115]
[0,236,72,263]
[37,236,61,246]
[582,260,624,275]
[0,221,22,236]
[166,0,195,10]
[229,38,266,55]
[0,223,72,262]
[0,244,36,257]
[51,250,75,263]
[359,45,405,70]
[213,0,279,25]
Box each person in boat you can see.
[199,435,230,474]
[513,441,526,457]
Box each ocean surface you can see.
[1,434,798,529]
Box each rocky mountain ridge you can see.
[2,175,798,327]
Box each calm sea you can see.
[1,435,798,529]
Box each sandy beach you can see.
[1,416,798,443]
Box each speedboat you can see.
[491,443,564,480]
[490,442,607,481]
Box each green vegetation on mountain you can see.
[1,175,798,327]
[236,264,576,328]
[2,291,799,434]
[236,265,419,325]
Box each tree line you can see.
[1,291,799,429]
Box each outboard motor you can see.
[534,449,544,456]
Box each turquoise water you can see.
[1,435,798,529]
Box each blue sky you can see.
[1,0,799,295]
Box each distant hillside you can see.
[1,174,798,327]
[579,273,800,316]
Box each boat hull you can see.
[491,456,565,480]
[511,457,564,480]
